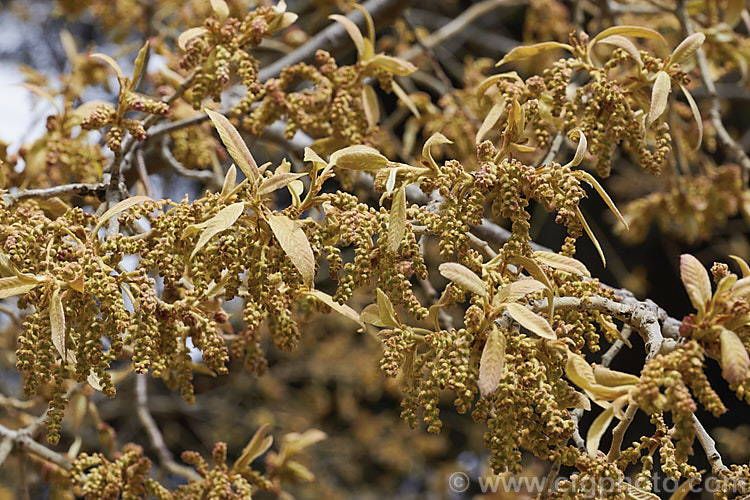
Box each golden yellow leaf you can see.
[720,327,749,385]
[590,26,666,47]
[586,406,614,456]
[670,32,705,65]
[376,288,400,327]
[576,207,607,267]
[329,14,365,59]
[596,35,643,66]
[0,275,42,299]
[190,203,245,259]
[422,132,453,172]
[647,71,672,126]
[496,42,574,67]
[362,84,380,130]
[730,255,750,278]
[329,145,389,171]
[206,109,259,182]
[476,102,505,144]
[368,54,417,76]
[91,195,152,237]
[504,302,556,339]
[593,365,641,387]
[305,290,364,330]
[267,213,315,286]
[578,171,629,230]
[177,27,207,51]
[680,254,712,313]
[534,251,591,277]
[388,187,406,253]
[494,279,547,307]
[391,80,420,118]
[477,73,520,98]
[439,262,487,297]
[679,84,703,151]
[132,41,149,84]
[90,52,124,79]
[258,172,307,195]
[478,325,506,397]
[233,424,273,473]
[566,351,597,391]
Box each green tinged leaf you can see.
[205,109,259,182]
[647,71,672,127]
[388,187,406,253]
[586,406,614,456]
[91,195,152,237]
[329,145,388,171]
[496,42,574,67]
[267,213,315,286]
[719,327,750,385]
[680,254,712,313]
[190,203,245,259]
[504,302,556,339]
[534,251,591,277]
[306,290,364,330]
[478,325,506,397]
[439,262,487,297]
[132,41,149,85]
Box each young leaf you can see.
[564,130,587,168]
[507,254,553,289]
[376,288,400,327]
[205,109,259,182]
[534,251,591,277]
[680,84,703,151]
[132,40,149,85]
[210,0,230,20]
[422,132,453,171]
[190,203,245,259]
[586,406,614,456]
[388,188,406,253]
[719,327,749,385]
[329,145,388,171]
[647,71,671,127]
[90,53,124,79]
[494,279,547,306]
[267,213,315,286]
[329,14,365,59]
[50,287,67,362]
[504,302,556,339]
[305,290,364,330]
[0,275,42,299]
[368,55,417,76]
[391,80,421,118]
[593,365,641,387]
[478,325,506,397]
[221,164,237,199]
[439,262,487,297]
[576,207,607,267]
[362,84,380,130]
[477,73,521,98]
[495,42,574,67]
[578,171,629,229]
[679,254,712,313]
[730,254,750,278]
[233,424,273,473]
[178,27,207,51]
[670,32,705,65]
[475,102,504,144]
[589,26,666,47]
[91,195,152,237]
[258,172,307,195]
[596,35,643,66]
[565,351,597,391]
